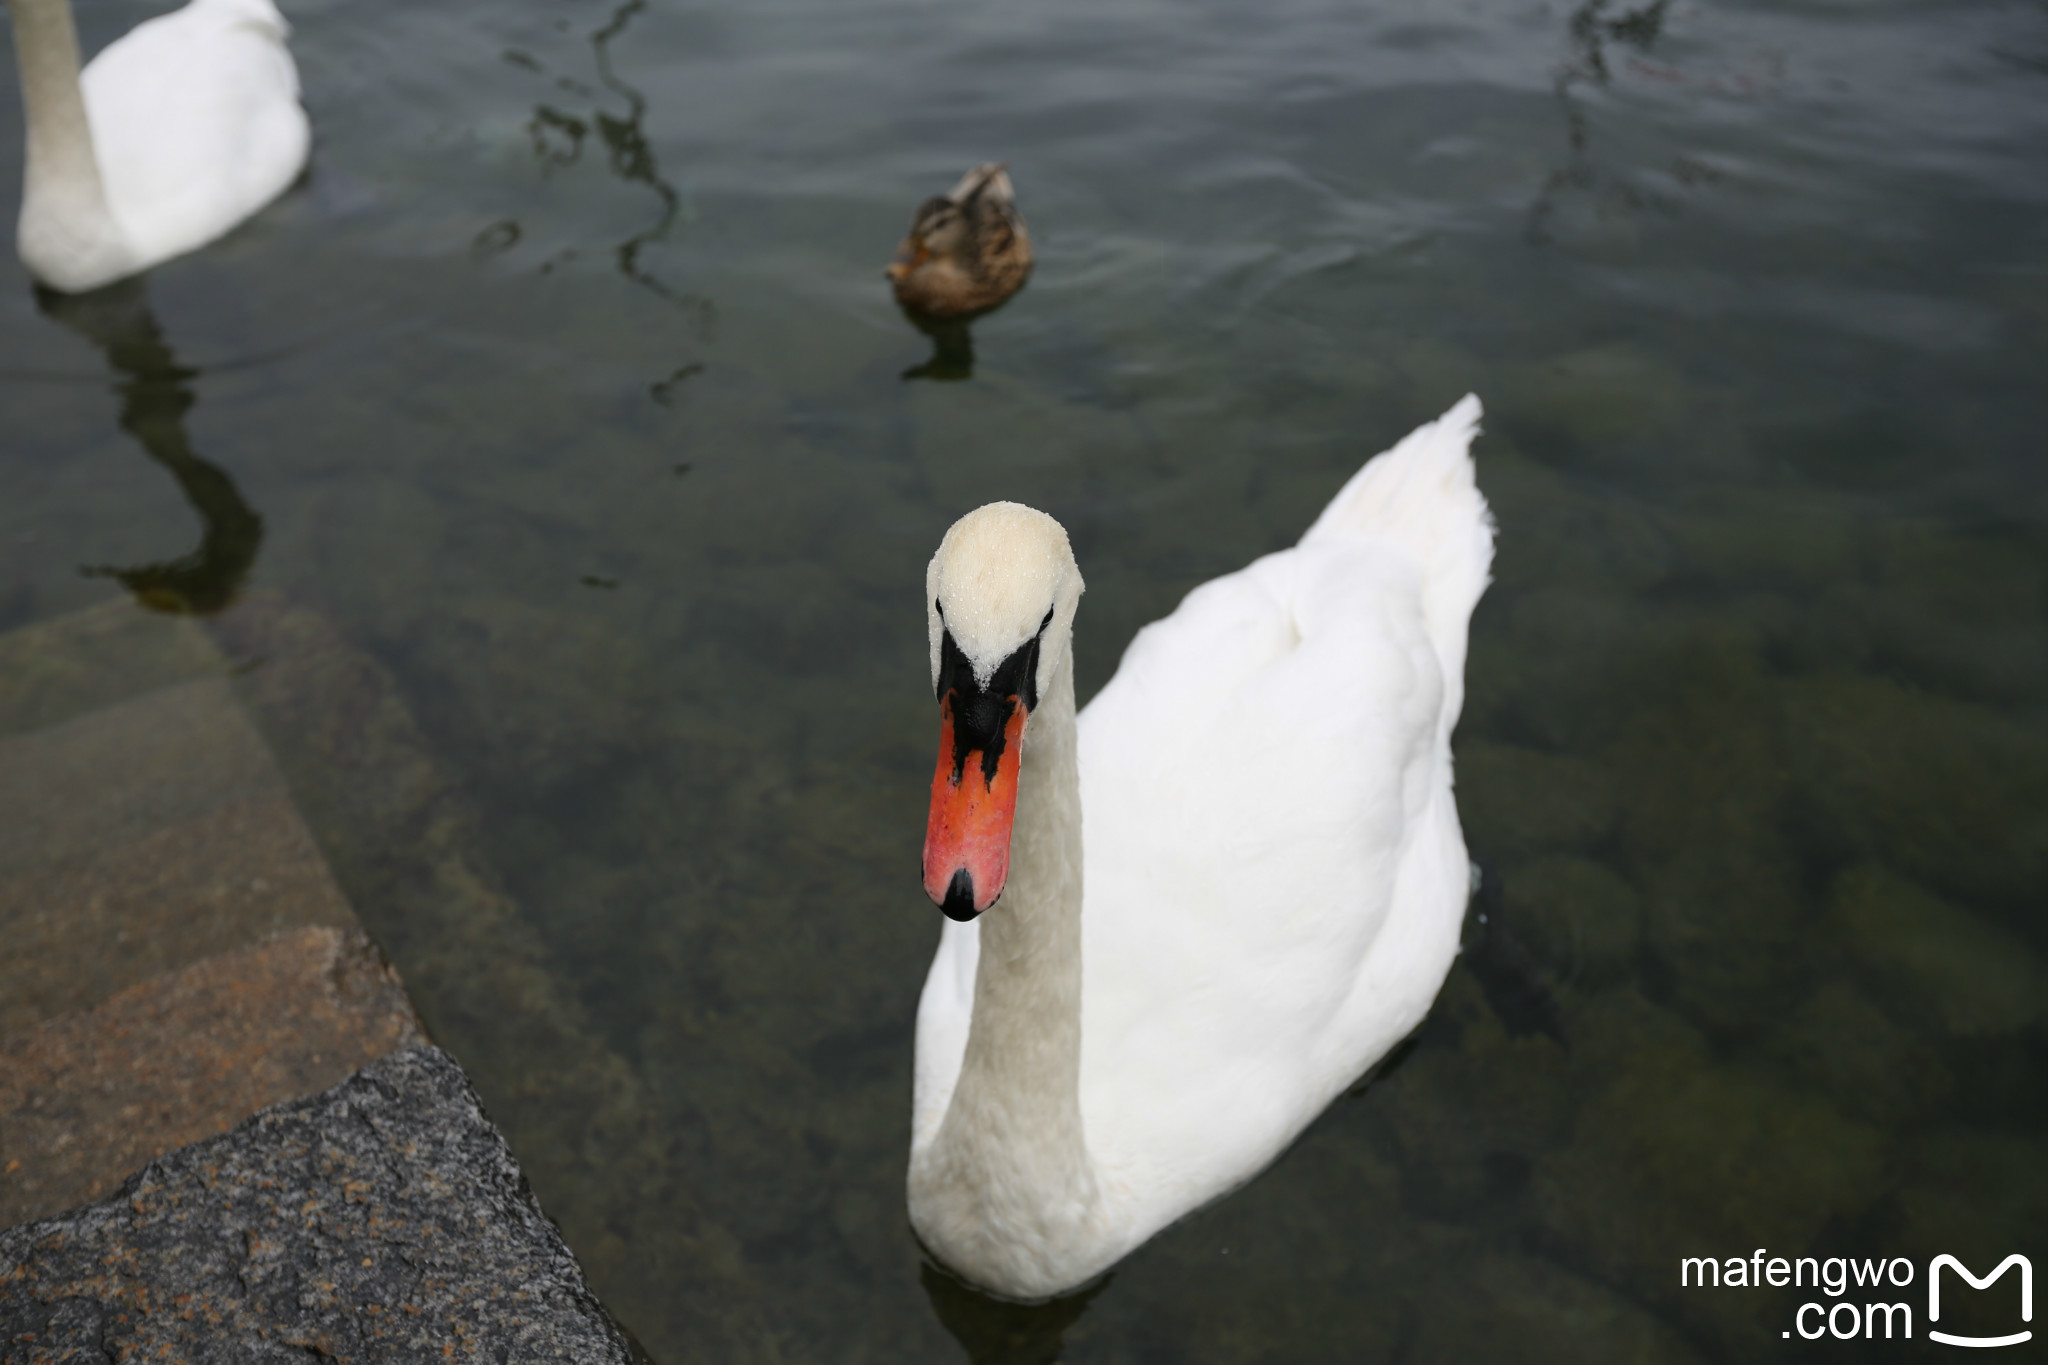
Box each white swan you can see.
[909,395,1494,1300]
[5,0,308,292]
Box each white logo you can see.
[1929,1254,2032,1349]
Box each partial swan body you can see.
[5,0,309,292]
[910,396,1494,1300]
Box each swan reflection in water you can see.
[920,1261,1106,1365]
[37,280,262,616]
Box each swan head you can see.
[922,502,1083,921]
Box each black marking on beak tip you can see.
[940,868,981,921]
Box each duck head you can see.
[922,503,1083,921]
[886,193,968,287]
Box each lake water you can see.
[2,0,2044,1359]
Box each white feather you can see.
[7,0,309,291]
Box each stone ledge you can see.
[0,797,358,1040]
[1,926,424,1228]
[0,1045,634,1364]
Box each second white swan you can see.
[5,0,309,292]
[910,395,1494,1300]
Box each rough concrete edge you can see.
[0,1044,645,1363]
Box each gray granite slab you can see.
[0,1045,636,1364]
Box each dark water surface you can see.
[3,0,2045,1359]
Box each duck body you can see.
[6,0,308,292]
[910,397,1493,1300]
[886,162,1032,320]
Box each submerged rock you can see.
[1896,1128,2048,1257]
[1832,862,2044,1037]
[1858,520,2047,705]
[1406,1250,1706,1365]
[0,1046,635,1364]
[1532,990,1888,1356]
[206,595,763,1358]
[1497,342,1693,451]
[1456,742,1619,864]
[1783,671,2048,908]
[0,926,423,1228]
[1500,854,1642,989]
[1763,981,1952,1129]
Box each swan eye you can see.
[934,628,969,702]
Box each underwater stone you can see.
[206,595,767,1360]
[397,594,663,799]
[1406,1250,1706,1365]
[1470,443,1593,589]
[1464,585,1644,752]
[0,676,283,881]
[1496,342,1691,449]
[1764,981,1951,1129]
[1608,634,1806,1032]
[1532,1031,1886,1357]
[1831,862,2043,1037]
[0,1046,635,1365]
[0,598,223,739]
[1782,671,2047,907]
[1859,520,2047,705]
[1896,1129,2048,1257]
[1376,971,1572,1216]
[1500,854,1641,988]
[1457,742,1618,864]
[1661,487,1858,595]
[0,671,360,1038]
[0,926,423,1228]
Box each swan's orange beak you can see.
[923,692,1028,921]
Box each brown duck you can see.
[885,164,1033,320]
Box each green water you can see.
[3,0,2044,1358]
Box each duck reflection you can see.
[1526,0,1674,243]
[920,1261,1105,1365]
[37,281,262,616]
[888,164,1033,383]
[900,315,976,383]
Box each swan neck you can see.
[916,646,1098,1295]
[965,648,1085,1132]
[7,0,128,287]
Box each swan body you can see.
[5,0,309,292]
[886,162,1032,320]
[910,396,1493,1300]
